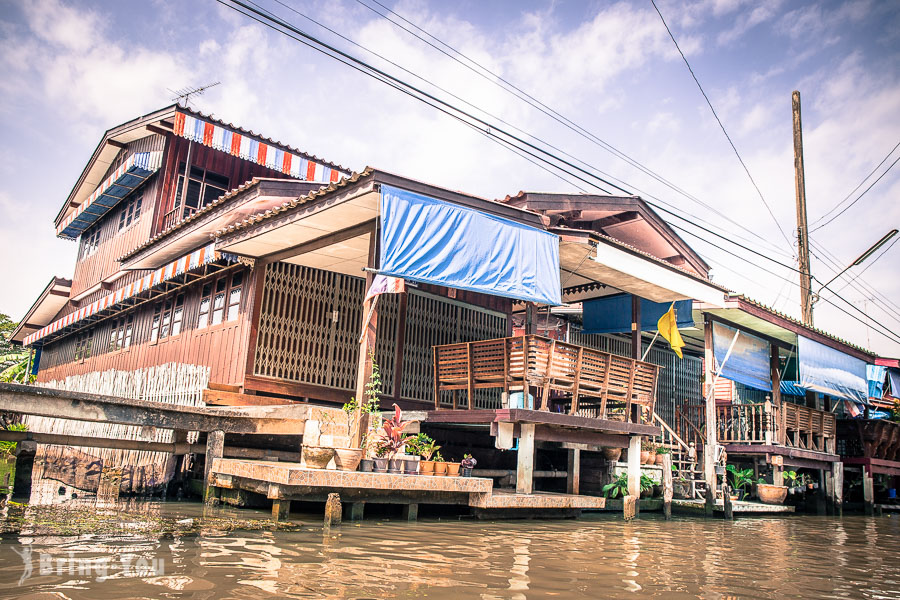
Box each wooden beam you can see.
[516,423,535,494]
[146,123,171,136]
[627,435,641,518]
[428,408,660,436]
[703,314,718,496]
[203,388,299,407]
[204,430,224,504]
[260,219,376,264]
[567,448,580,495]
[106,139,127,150]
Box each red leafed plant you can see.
[377,404,418,459]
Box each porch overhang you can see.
[9,277,72,344]
[557,231,726,307]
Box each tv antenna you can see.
[169,81,221,108]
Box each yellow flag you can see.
[657,303,685,359]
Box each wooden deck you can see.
[672,498,796,514]
[433,335,659,422]
[422,408,659,437]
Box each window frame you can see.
[117,191,144,231]
[108,314,134,352]
[150,293,186,343]
[79,227,101,260]
[198,271,244,329]
[173,163,229,222]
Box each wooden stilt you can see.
[627,435,641,518]
[662,452,673,520]
[863,468,875,516]
[272,499,291,521]
[402,503,418,521]
[567,448,581,495]
[516,424,536,494]
[623,495,637,521]
[825,467,835,515]
[348,502,365,521]
[723,485,734,520]
[325,493,342,526]
[833,462,843,516]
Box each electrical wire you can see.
[810,151,900,232]
[219,0,900,347]
[650,0,794,252]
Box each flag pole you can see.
[641,330,660,362]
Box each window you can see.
[173,163,229,221]
[118,191,143,230]
[198,272,243,328]
[74,330,93,362]
[80,227,101,260]
[109,315,134,351]
[150,294,185,342]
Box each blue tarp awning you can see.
[582,295,692,334]
[798,335,868,402]
[378,185,561,305]
[57,151,162,239]
[712,321,772,392]
[780,381,807,397]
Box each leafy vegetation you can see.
[0,313,33,384]
[0,423,27,457]
[726,464,763,500]
[602,472,657,498]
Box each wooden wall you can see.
[38,265,260,388]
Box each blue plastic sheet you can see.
[582,295,692,334]
[798,335,868,402]
[712,321,772,392]
[379,185,561,305]
[867,364,887,399]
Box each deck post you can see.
[703,316,718,498]
[723,484,734,520]
[204,429,225,504]
[662,452,673,520]
[816,469,827,515]
[272,499,291,521]
[11,440,36,500]
[567,448,581,495]
[627,435,641,517]
[862,467,875,516]
[833,462,843,516]
[402,503,419,521]
[516,423,536,494]
[824,467,835,515]
[355,226,379,445]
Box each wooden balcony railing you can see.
[676,401,836,454]
[433,335,660,422]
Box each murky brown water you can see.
[1,501,898,599]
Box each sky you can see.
[0,0,898,355]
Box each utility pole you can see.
[792,90,814,326]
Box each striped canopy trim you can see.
[174,111,345,183]
[24,243,218,346]
[57,151,163,239]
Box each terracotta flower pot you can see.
[333,448,364,472]
[640,450,652,464]
[302,446,335,470]
[434,462,448,476]
[446,462,461,477]
[602,447,622,461]
[655,453,668,466]
[420,460,436,475]
[758,484,788,505]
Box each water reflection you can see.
[1,504,900,599]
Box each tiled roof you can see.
[213,168,375,238]
[117,178,265,262]
[729,293,876,356]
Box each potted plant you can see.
[302,408,337,469]
[375,404,418,474]
[655,446,671,466]
[782,470,806,495]
[601,447,622,462]
[757,476,788,505]
[725,464,760,501]
[641,474,657,498]
[409,433,440,475]
[446,458,462,477]
[640,440,655,464]
[602,472,629,498]
[461,454,477,477]
[373,444,390,472]
[338,355,384,471]
[433,452,448,476]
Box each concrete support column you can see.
[626,435,641,519]
[402,503,418,521]
[567,448,581,495]
[12,440,37,500]
[347,502,365,521]
[833,462,843,516]
[516,423,536,494]
[863,467,875,516]
[204,430,224,504]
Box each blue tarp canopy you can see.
[582,295,692,334]
[378,185,561,305]
[780,381,807,397]
[890,368,900,397]
[798,335,868,402]
[712,321,772,392]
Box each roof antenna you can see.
[168,81,221,108]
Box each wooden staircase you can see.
[652,412,706,500]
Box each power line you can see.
[834,235,899,294]
[354,0,791,257]
[650,0,794,252]
[220,0,900,347]
[810,151,900,232]
[811,139,900,226]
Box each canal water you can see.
[1,501,898,599]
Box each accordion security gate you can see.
[253,262,507,404]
